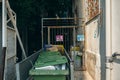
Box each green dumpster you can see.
[29,51,69,80]
[29,69,69,80]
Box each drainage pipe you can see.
[0,0,7,80]
[2,0,7,48]
[105,0,112,80]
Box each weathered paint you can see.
[85,0,100,21]
[6,57,16,80]
[4,27,16,80]
[85,51,96,80]
[6,27,16,59]
[85,19,101,80]
[72,0,85,71]
[86,19,99,53]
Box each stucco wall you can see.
[73,0,106,79]
[85,19,101,80]
[86,51,96,80]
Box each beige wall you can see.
[86,19,99,53]
[85,19,101,80]
[84,0,101,80]
[73,0,101,80]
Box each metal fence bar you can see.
[41,18,43,48]
[16,49,42,80]
[64,48,74,80]
[43,18,75,20]
[43,26,77,28]
[42,18,82,52]
[73,27,76,46]
[48,27,50,44]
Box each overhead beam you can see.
[6,0,27,58]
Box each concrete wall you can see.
[7,28,16,59]
[73,0,106,80]
[0,2,17,79]
[6,57,16,80]
[85,19,101,80]
[83,0,107,80]
[73,1,101,80]
[85,51,96,79]
[5,27,16,80]
[0,2,16,79]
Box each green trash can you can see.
[29,69,69,80]
[29,51,69,80]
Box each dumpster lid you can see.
[34,56,68,67]
[34,51,68,68]
[39,51,61,57]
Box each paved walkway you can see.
[74,71,93,80]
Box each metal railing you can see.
[16,49,42,80]
[41,18,83,51]
[42,18,76,27]
[64,48,74,80]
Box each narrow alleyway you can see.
[2,0,118,80]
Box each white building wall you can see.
[111,0,120,80]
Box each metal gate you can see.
[41,18,76,51]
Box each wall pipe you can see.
[2,0,7,47]
[0,0,7,80]
[105,0,112,80]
